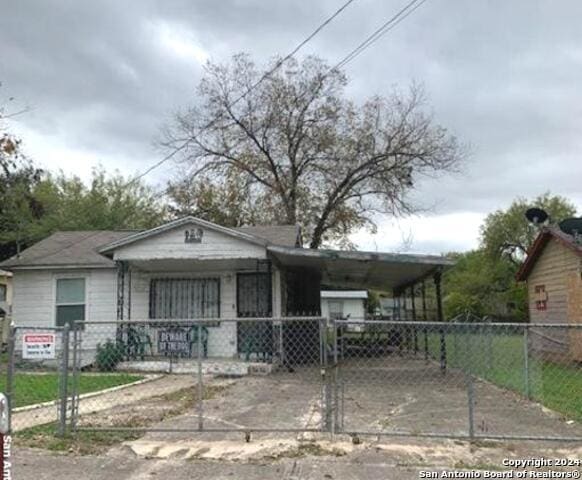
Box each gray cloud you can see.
[1,0,581,250]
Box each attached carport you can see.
[268,245,455,323]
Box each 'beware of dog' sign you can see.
[22,333,56,360]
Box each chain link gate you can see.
[5,325,71,435]
[6,318,581,441]
[333,320,582,442]
[68,317,332,435]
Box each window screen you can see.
[56,278,86,328]
[149,278,220,319]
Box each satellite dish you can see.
[558,217,582,236]
[525,207,549,225]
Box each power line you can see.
[127,0,358,187]
[332,0,430,71]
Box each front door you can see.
[236,273,272,358]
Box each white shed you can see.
[320,290,367,322]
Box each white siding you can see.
[12,268,117,361]
[114,224,267,261]
[12,269,117,328]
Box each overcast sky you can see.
[1,0,581,254]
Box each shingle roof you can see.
[0,222,300,269]
[0,231,137,269]
[234,225,299,247]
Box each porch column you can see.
[410,285,418,354]
[434,270,446,373]
[116,260,126,321]
[127,265,132,320]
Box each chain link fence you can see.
[335,320,582,441]
[4,319,582,441]
[4,326,69,434]
[69,317,326,434]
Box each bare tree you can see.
[163,54,463,248]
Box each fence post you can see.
[466,374,475,441]
[523,326,530,399]
[332,318,339,435]
[70,323,83,432]
[320,318,332,433]
[197,323,204,431]
[58,323,70,437]
[5,326,16,434]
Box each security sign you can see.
[22,333,56,360]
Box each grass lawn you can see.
[0,372,144,408]
[424,329,582,422]
[15,422,142,455]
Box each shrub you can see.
[95,340,124,372]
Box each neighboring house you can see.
[0,269,13,345]
[0,269,12,316]
[0,216,452,363]
[516,227,582,362]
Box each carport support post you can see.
[410,285,418,355]
[58,323,70,437]
[434,271,446,373]
[421,281,429,361]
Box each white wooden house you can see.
[0,216,452,363]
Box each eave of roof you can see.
[98,216,269,254]
[516,227,582,281]
[268,245,454,291]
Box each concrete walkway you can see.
[12,374,195,431]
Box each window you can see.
[56,278,86,328]
[149,278,220,319]
[0,284,6,302]
[328,300,344,320]
[534,285,547,311]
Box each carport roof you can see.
[268,246,454,292]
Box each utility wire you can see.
[332,0,430,71]
[132,0,430,192]
[126,0,358,187]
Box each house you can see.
[0,216,452,363]
[516,226,582,362]
[0,269,12,345]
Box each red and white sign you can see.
[22,333,56,360]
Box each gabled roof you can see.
[516,227,582,281]
[98,216,299,254]
[0,231,136,269]
[0,217,301,269]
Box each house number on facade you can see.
[185,228,203,243]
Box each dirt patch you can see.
[77,381,232,430]
[16,381,232,455]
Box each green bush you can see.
[95,340,124,372]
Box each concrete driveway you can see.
[112,355,582,443]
